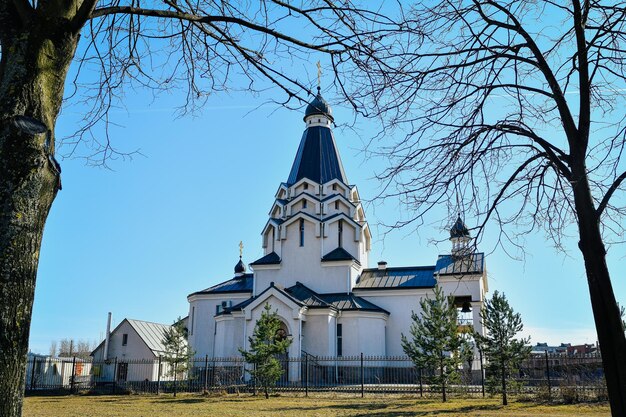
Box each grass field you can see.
[23,394,610,416]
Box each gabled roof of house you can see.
[188,273,253,297]
[435,253,485,275]
[355,266,437,290]
[91,318,175,357]
[321,247,360,264]
[126,319,172,354]
[250,251,281,266]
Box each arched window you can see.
[299,219,305,247]
[338,219,343,247]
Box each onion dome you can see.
[304,87,334,122]
[450,215,470,238]
[234,258,246,275]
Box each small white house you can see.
[91,318,185,382]
[186,91,489,383]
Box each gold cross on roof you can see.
[239,241,243,258]
[316,61,322,90]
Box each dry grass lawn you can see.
[23,394,610,417]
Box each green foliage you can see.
[475,291,530,405]
[239,303,292,399]
[162,317,194,397]
[401,286,461,402]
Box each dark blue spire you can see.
[450,215,470,238]
[287,92,347,185]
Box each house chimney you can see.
[103,312,112,361]
[377,261,387,270]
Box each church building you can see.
[186,89,488,363]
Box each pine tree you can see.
[162,317,193,397]
[401,286,461,402]
[475,291,531,405]
[239,303,292,399]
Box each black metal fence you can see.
[24,352,607,401]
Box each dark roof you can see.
[250,251,281,265]
[321,247,360,265]
[435,253,485,275]
[450,216,470,238]
[284,282,329,307]
[188,273,253,296]
[318,293,389,314]
[234,258,246,274]
[287,125,347,186]
[285,282,388,314]
[355,266,437,290]
[304,89,334,122]
[218,282,388,315]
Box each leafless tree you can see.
[48,341,57,358]
[57,338,93,359]
[0,1,393,415]
[341,1,626,415]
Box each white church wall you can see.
[301,311,336,357]
[188,293,250,358]
[355,290,430,357]
[254,220,352,294]
[214,315,246,357]
[339,312,387,357]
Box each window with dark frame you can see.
[304,183,308,190]
[335,201,339,210]
[332,184,337,190]
[299,219,305,247]
[337,323,343,356]
[303,200,307,209]
[122,334,128,346]
[338,219,343,247]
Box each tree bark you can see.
[572,169,626,417]
[501,360,507,406]
[0,10,79,416]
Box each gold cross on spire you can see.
[316,61,322,90]
[239,241,244,258]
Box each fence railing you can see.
[24,352,607,400]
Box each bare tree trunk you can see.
[573,170,626,417]
[441,362,446,402]
[0,18,78,416]
[501,360,507,406]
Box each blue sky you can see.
[28,81,625,355]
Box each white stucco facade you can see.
[186,92,489,380]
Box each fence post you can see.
[305,354,309,397]
[157,356,161,395]
[30,357,37,391]
[70,356,76,394]
[545,350,552,401]
[203,355,209,392]
[112,357,118,394]
[360,353,364,398]
[479,349,485,397]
